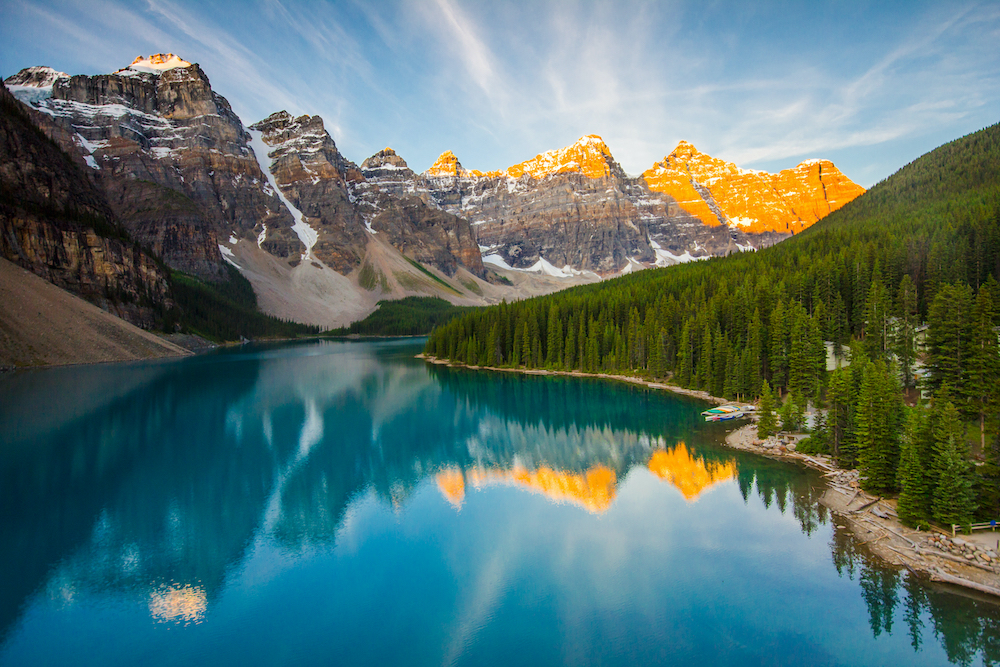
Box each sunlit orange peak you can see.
[466,464,617,513]
[436,468,466,509]
[642,141,865,234]
[504,135,615,180]
[128,53,192,71]
[426,150,467,178]
[647,443,737,501]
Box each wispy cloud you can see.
[3,0,998,184]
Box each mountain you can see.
[0,79,172,328]
[361,135,750,276]
[5,57,510,329]
[5,54,296,281]
[361,135,863,276]
[5,54,864,331]
[425,121,1000,397]
[643,141,865,236]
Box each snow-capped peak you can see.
[4,66,69,89]
[119,53,191,75]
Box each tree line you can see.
[426,122,1000,527]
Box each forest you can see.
[325,296,477,336]
[425,122,1000,528]
[168,265,320,341]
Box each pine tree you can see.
[897,409,931,527]
[827,366,854,467]
[967,284,1000,451]
[758,380,778,439]
[932,405,977,530]
[863,274,892,362]
[780,393,803,432]
[856,360,902,494]
[978,429,1000,520]
[770,301,790,393]
[926,283,973,403]
[894,274,918,389]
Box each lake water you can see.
[1,339,997,666]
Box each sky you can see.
[2,0,999,187]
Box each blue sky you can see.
[2,0,998,186]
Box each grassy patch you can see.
[403,256,462,295]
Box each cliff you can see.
[643,141,865,235]
[0,81,172,327]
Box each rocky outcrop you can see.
[250,111,367,273]
[5,56,298,280]
[643,141,865,236]
[0,81,171,327]
[409,136,748,274]
[249,112,486,278]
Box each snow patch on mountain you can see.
[248,129,317,259]
[118,54,191,75]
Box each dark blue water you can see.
[0,339,997,666]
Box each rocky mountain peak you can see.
[361,147,410,172]
[117,53,192,75]
[425,150,469,178]
[4,66,69,89]
[504,134,622,180]
[643,143,864,234]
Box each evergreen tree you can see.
[926,283,973,404]
[932,396,977,529]
[770,301,790,393]
[758,380,778,439]
[894,274,918,389]
[967,283,1000,451]
[827,366,853,466]
[977,429,1000,520]
[856,360,903,494]
[780,394,803,432]
[863,274,892,362]
[897,409,932,527]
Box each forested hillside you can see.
[426,122,1000,526]
[325,297,476,336]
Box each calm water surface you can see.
[1,339,998,666]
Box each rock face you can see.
[643,141,865,236]
[367,136,751,275]
[5,55,298,280]
[0,81,171,327]
[251,112,484,278]
[249,111,365,273]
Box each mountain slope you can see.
[0,80,173,327]
[0,257,189,368]
[425,122,1000,396]
[643,141,865,235]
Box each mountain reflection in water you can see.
[0,340,998,666]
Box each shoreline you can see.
[725,424,1000,599]
[416,354,729,404]
[420,353,1000,600]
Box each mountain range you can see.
[1,54,864,332]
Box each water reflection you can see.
[0,340,998,665]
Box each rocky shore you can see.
[726,423,1000,599]
[420,354,1000,599]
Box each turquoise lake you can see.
[1,339,998,665]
